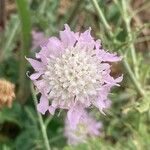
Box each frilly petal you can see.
[46,37,63,57]
[26,58,45,71]
[93,98,111,115]
[30,72,43,80]
[37,95,49,114]
[48,105,56,115]
[92,84,112,114]
[60,24,78,48]
[37,37,63,61]
[96,49,122,62]
[77,27,95,50]
[103,74,123,86]
[34,79,51,95]
[67,103,84,129]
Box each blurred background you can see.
[0,0,150,149]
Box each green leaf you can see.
[136,97,150,113]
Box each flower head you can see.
[64,110,102,145]
[27,24,123,127]
[0,79,15,109]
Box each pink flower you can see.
[27,24,123,128]
[64,110,102,145]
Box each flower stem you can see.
[16,0,31,104]
[122,59,145,97]
[91,0,113,37]
[121,0,139,79]
[31,84,51,150]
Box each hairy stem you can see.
[91,0,113,37]
[122,59,145,97]
[121,0,139,79]
[31,84,51,150]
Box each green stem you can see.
[16,0,31,104]
[31,84,51,150]
[45,116,53,129]
[121,0,139,78]
[122,59,145,97]
[91,0,113,37]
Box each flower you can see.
[64,110,102,145]
[27,24,123,128]
[0,79,15,109]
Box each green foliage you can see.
[1,15,20,60]
[136,95,150,113]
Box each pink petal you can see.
[60,24,77,48]
[115,74,123,83]
[34,80,51,95]
[79,28,93,42]
[30,72,43,80]
[37,52,48,65]
[46,37,63,57]
[93,98,111,115]
[103,74,123,86]
[26,58,45,71]
[95,40,102,49]
[100,63,110,71]
[37,95,49,114]
[37,37,63,59]
[99,84,111,99]
[67,103,84,129]
[48,105,56,115]
[77,28,95,50]
[34,80,45,90]
[96,49,122,62]
[92,84,112,114]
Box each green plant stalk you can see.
[39,0,47,15]
[16,0,31,104]
[31,84,51,150]
[91,0,113,37]
[122,59,145,97]
[121,0,139,79]
[45,116,53,129]
[91,0,145,97]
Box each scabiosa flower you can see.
[27,24,123,128]
[64,110,102,145]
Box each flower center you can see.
[43,46,102,102]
